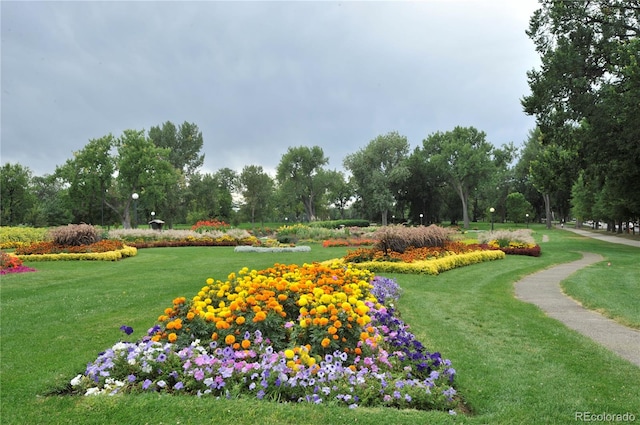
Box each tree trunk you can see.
[543,193,552,230]
[453,182,470,229]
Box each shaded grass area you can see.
[1,228,639,424]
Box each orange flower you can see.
[168,333,177,343]
[321,338,331,348]
[225,334,236,345]
[241,339,251,349]
[253,311,267,322]
[235,316,246,325]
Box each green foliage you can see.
[0,226,49,249]
[47,224,102,246]
[505,192,533,224]
[276,146,330,221]
[344,131,410,225]
[239,165,275,225]
[308,219,370,229]
[420,127,496,229]
[523,0,640,219]
[1,163,35,225]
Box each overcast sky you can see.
[1,0,540,178]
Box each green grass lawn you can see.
[1,226,639,424]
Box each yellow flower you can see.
[284,349,295,359]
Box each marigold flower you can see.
[321,338,331,348]
[241,339,251,349]
[225,334,236,345]
[168,333,177,343]
[235,316,246,325]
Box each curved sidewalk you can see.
[514,251,640,367]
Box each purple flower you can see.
[142,379,152,390]
[120,325,134,335]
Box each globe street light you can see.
[132,192,139,229]
[419,213,424,226]
[489,207,495,231]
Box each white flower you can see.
[85,387,102,396]
[112,342,128,351]
[70,374,83,387]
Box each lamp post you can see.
[131,192,139,229]
[489,207,495,231]
[419,213,423,226]
[526,213,529,229]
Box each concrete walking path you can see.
[514,249,640,367]
[561,226,640,248]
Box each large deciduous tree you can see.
[0,163,34,225]
[239,165,274,226]
[344,131,410,225]
[55,135,115,225]
[420,126,495,229]
[522,0,640,222]
[276,146,330,222]
[148,121,205,177]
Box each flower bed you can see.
[477,230,541,257]
[108,228,258,248]
[0,251,36,275]
[14,241,137,262]
[69,263,458,412]
[336,250,506,275]
[234,246,312,253]
[322,239,377,248]
[0,226,49,249]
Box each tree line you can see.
[2,1,638,232]
[0,122,599,231]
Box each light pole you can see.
[132,192,139,229]
[526,213,529,229]
[489,207,495,231]
[419,213,423,226]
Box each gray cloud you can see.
[1,0,539,177]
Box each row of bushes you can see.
[307,219,371,229]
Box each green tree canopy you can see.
[420,126,495,229]
[522,0,640,221]
[276,146,330,222]
[344,131,410,225]
[0,163,34,225]
[239,165,274,226]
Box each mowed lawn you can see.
[1,226,639,424]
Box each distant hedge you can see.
[308,220,371,229]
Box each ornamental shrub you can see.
[374,225,453,254]
[48,224,101,246]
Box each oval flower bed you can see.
[69,263,458,413]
